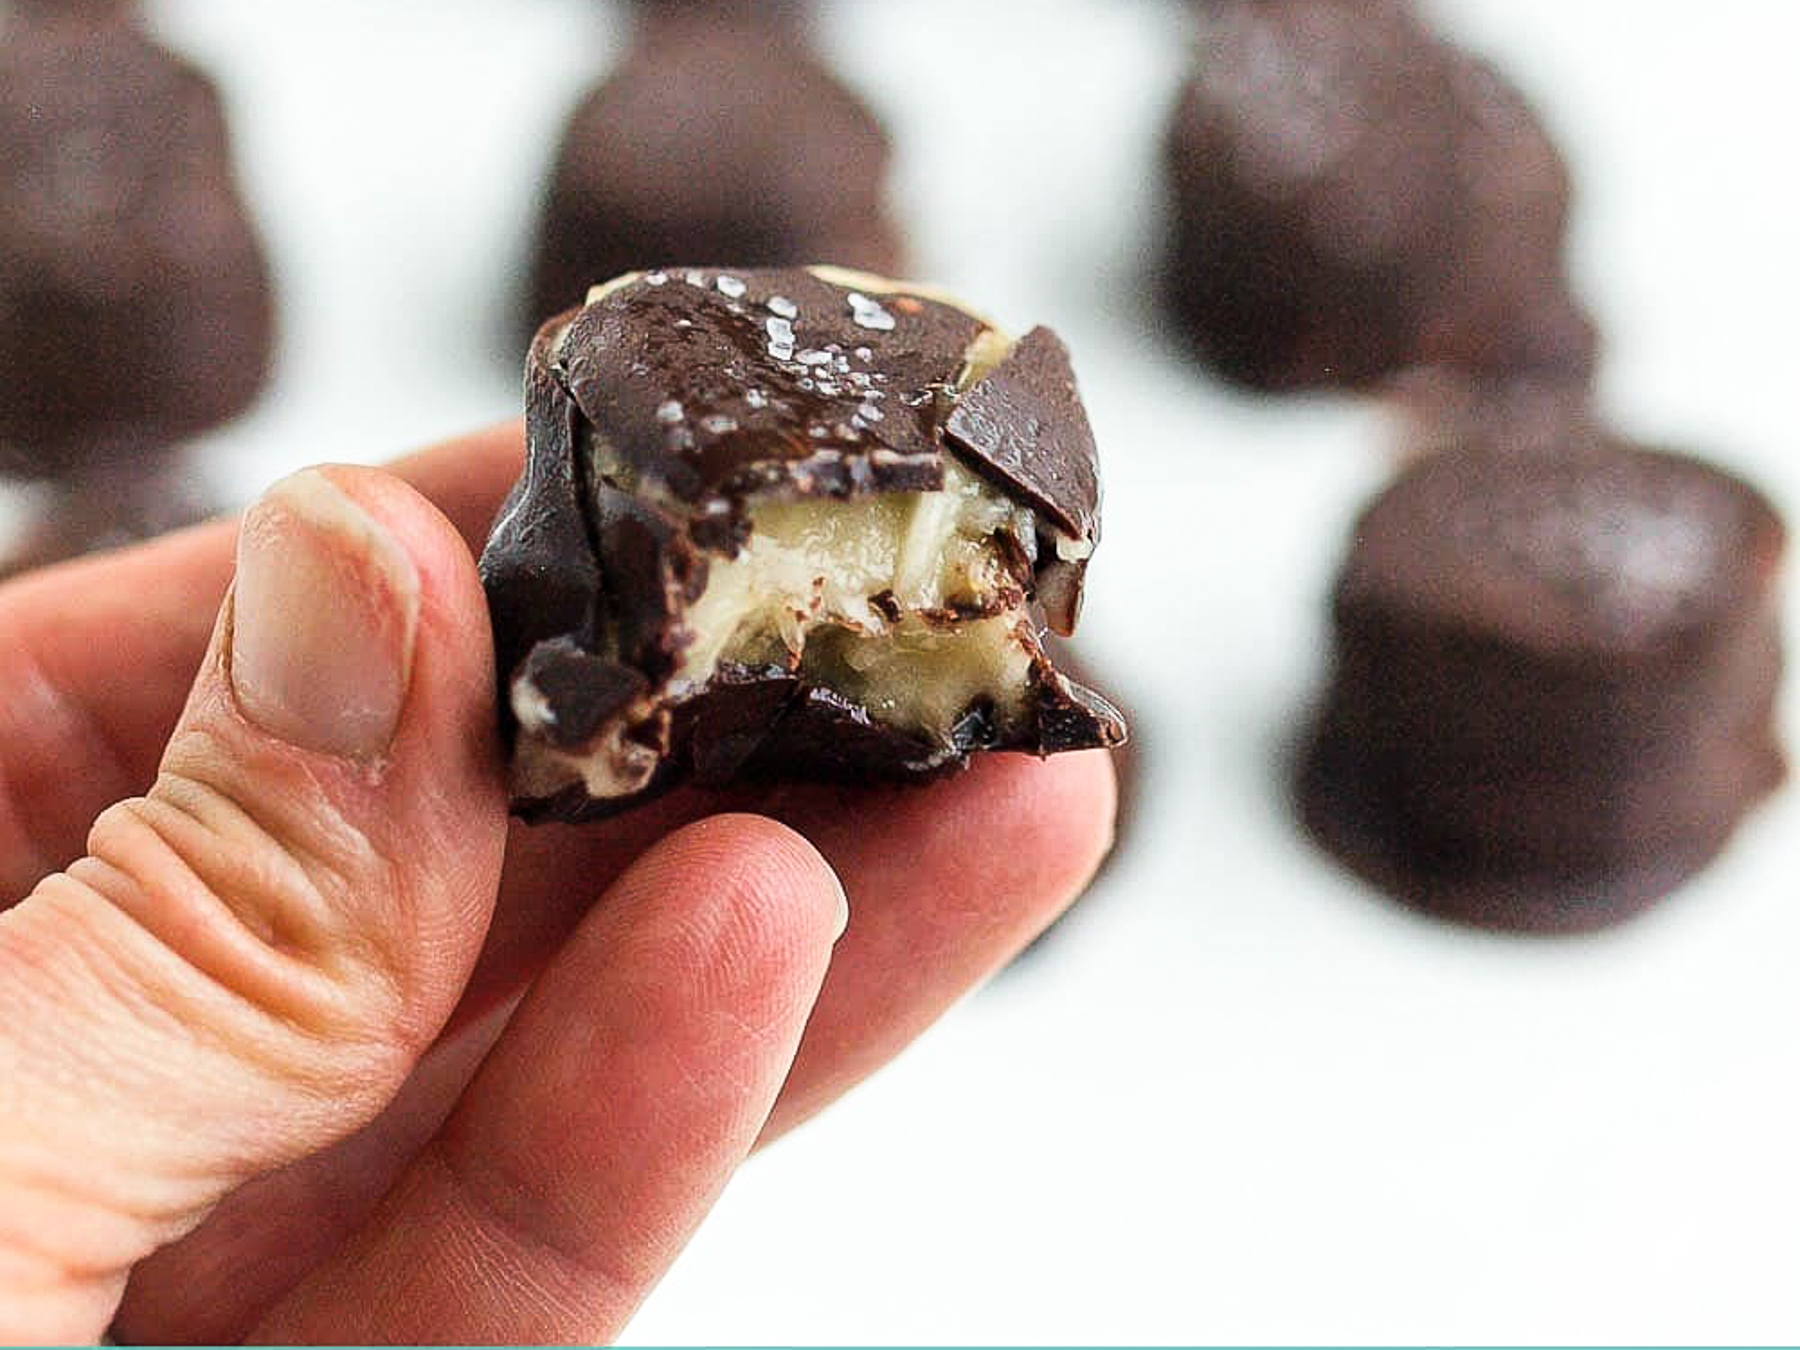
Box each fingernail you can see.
[230,468,420,760]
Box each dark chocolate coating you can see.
[1297,437,1785,932]
[483,267,1124,822]
[0,9,274,476]
[945,328,1097,544]
[560,269,982,509]
[945,326,1100,633]
[525,23,902,330]
[1162,0,1595,392]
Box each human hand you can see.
[0,423,1116,1343]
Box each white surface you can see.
[138,0,1800,1341]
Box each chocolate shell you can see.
[1297,436,1785,931]
[0,6,274,476]
[483,267,1125,821]
[1162,0,1594,392]
[524,23,902,330]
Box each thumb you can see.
[0,466,507,1342]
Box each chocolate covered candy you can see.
[1162,0,1595,392]
[524,22,902,330]
[483,267,1125,820]
[1297,436,1785,931]
[0,3,275,476]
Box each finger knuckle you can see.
[76,784,412,1088]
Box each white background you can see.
[104,0,1800,1340]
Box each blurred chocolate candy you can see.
[525,17,902,329]
[1298,434,1785,931]
[1163,0,1594,392]
[0,3,274,479]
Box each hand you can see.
[0,423,1116,1343]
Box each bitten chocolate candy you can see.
[482,266,1126,821]
[1162,0,1595,392]
[1297,437,1785,932]
[524,22,902,330]
[0,4,275,476]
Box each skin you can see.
[0,422,1116,1343]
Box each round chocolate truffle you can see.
[0,5,276,477]
[1297,437,1785,932]
[524,21,903,330]
[1162,0,1595,392]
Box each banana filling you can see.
[673,458,1038,736]
[509,463,1044,803]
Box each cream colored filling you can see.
[956,326,1014,391]
[802,617,1033,736]
[672,459,1039,739]
[583,271,644,305]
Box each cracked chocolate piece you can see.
[482,266,1125,821]
[524,22,901,331]
[0,2,275,477]
[1297,436,1785,932]
[1162,0,1594,392]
